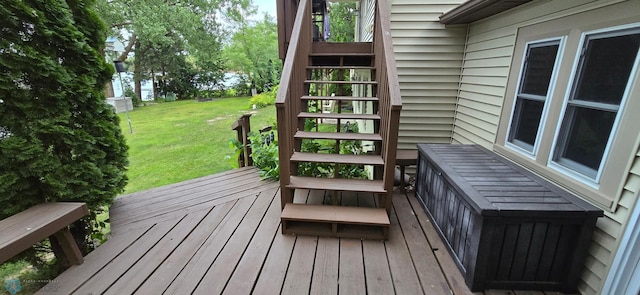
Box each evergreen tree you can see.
[0,0,129,264]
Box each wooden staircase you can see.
[275,0,401,240]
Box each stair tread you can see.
[309,52,374,56]
[291,152,384,165]
[288,176,386,193]
[295,131,382,141]
[281,203,390,226]
[298,112,380,120]
[301,96,379,101]
[305,80,377,84]
[308,66,375,70]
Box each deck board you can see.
[310,237,339,295]
[194,187,278,294]
[339,239,366,295]
[41,167,576,295]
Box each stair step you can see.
[287,176,386,193]
[291,152,384,165]
[308,66,375,70]
[301,96,379,102]
[309,53,374,57]
[305,80,377,85]
[281,203,389,239]
[295,131,382,141]
[298,112,380,120]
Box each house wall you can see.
[450,0,640,294]
[388,0,467,149]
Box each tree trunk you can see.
[134,43,142,100]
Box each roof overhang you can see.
[439,0,533,25]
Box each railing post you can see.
[232,114,253,167]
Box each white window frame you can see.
[506,37,565,158]
[548,24,640,187]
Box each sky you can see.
[253,0,277,19]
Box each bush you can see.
[249,131,279,179]
[248,85,278,108]
[0,0,128,268]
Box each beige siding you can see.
[451,0,639,294]
[389,0,467,149]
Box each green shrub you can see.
[248,131,279,180]
[248,85,279,108]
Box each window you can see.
[552,28,640,180]
[497,16,640,209]
[507,39,562,154]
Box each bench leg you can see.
[53,227,84,265]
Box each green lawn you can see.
[117,97,276,194]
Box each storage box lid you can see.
[417,144,604,218]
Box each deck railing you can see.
[276,0,401,207]
[373,0,402,208]
[276,0,311,207]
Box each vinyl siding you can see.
[389,0,467,149]
[450,0,639,294]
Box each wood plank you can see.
[339,239,366,295]
[103,209,211,295]
[111,181,279,229]
[393,194,453,294]
[308,66,375,70]
[134,201,237,294]
[221,188,281,294]
[291,152,384,165]
[194,187,278,294]
[110,173,263,224]
[112,182,279,232]
[384,203,423,294]
[295,131,382,141]
[73,216,184,294]
[0,202,88,264]
[111,167,257,208]
[281,236,318,295]
[407,192,474,295]
[298,112,380,120]
[37,226,150,295]
[162,195,257,295]
[301,95,378,102]
[282,204,389,226]
[362,240,394,295]
[53,227,84,265]
[309,237,339,295]
[305,80,377,85]
[288,176,385,193]
[311,42,372,54]
[110,173,273,225]
[252,226,296,295]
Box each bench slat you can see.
[0,202,88,264]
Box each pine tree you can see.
[0,0,129,264]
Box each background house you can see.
[352,0,639,294]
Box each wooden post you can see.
[232,114,253,167]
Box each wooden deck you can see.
[40,167,575,295]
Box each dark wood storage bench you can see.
[415,144,603,292]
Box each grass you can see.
[117,97,276,194]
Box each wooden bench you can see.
[0,202,89,265]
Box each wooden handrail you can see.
[374,0,402,209]
[276,0,312,207]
